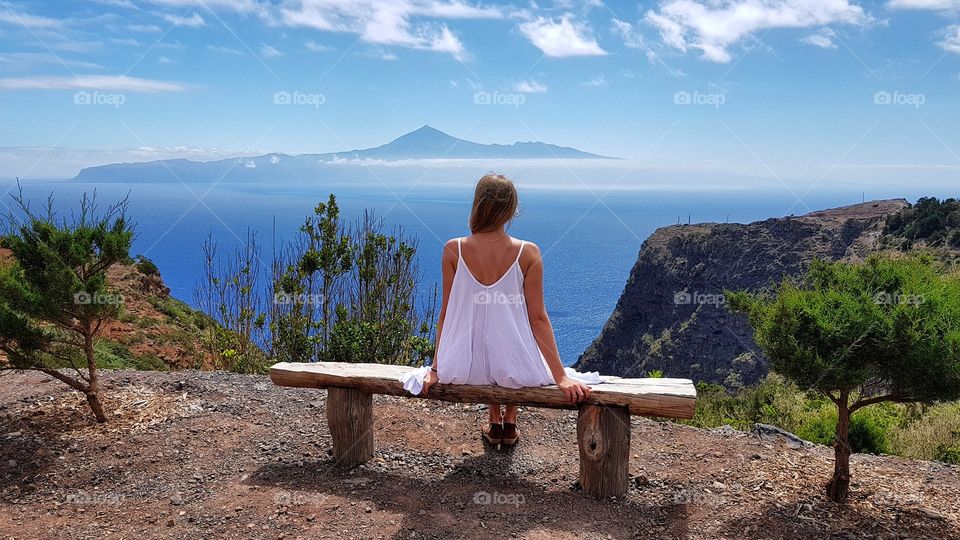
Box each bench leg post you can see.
[325,387,374,466]
[577,404,630,498]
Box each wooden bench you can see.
[269,361,697,497]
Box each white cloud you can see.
[207,45,244,55]
[0,75,189,92]
[280,0,499,59]
[519,15,607,57]
[888,0,960,10]
[612,18,687,78]
[939,24,960,53]
[802,28,837,48]
[128,24,162,32]
[0,8,62,28]
[161,12,206,27]
[305,40,332,52]
[581,74,607,86]
[644,0,870,63]
[146,0,267,14]
[260,44,282,58]
[513,80,547,92]
[0,52,102,71]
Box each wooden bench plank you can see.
[269,361,697,419]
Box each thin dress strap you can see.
[457,237,462,258]
[514,240,525,263]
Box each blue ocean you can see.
[9,178,950,365]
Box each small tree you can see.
[728,254,960,503]
[0,187,133,423]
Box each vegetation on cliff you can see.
[883,196,960,249]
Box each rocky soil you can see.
[2,369,959,539]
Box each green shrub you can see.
[134,255,160,276]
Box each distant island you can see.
[73,126,617,183]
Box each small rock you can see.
[170,494,183,506]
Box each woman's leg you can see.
[488,403,503,423]
[503,405,518,424]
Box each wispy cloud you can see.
[304,40,332,52]
[887,0,960,11]
[0,7,62,29]
[260,44,282,58]
[513,79,547,92]
[0,74,189,92]
[644,0,870,62]
[518,15,607,57]
[279,0,501,60]
[802,28,838,49]
[581,74,607,87]
[0,52,102,71]
[161,12,206,27]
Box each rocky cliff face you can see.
[575,199,909,388]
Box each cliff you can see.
[575,199,910,388]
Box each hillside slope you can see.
[576,200,909,387]
[0,248,214,370]
[1,369,957,539]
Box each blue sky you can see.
[0,0,959,182]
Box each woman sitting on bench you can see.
[403,173,599,447]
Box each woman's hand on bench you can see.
[421,369,439,395]
[557,376,591,403]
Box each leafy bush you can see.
[883,197,960,248]
[888,402,960,463]
[134,255,160,276]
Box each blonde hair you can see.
[469,173,518,233]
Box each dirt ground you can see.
[1,370,958,539]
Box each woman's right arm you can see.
[421,238,458,395]
[521,242,591,403]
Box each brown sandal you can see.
[482,423,503,445]
[501,423,519,446]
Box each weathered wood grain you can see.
[326,387,374,466]
[270,362,696,419]
[578,404,631,497]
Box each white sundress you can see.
[400,237,601,395]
